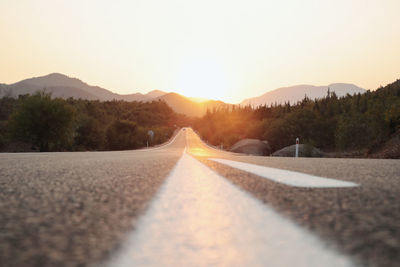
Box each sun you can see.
[175,57,229,101]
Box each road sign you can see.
[147,130,154,148]
[148,130,154,141]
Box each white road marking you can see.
[105,152,356,267]
[209,158,359,188]
[187,128,238,155]
[143,128,184,151]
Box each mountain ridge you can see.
[1,73,166,100]
[0,73,366,116]
[0,73,227,117]
[241,83,366,107]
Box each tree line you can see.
[0,92,183,152]
[193,79,400,154]
[1,80,399,155]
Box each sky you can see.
[0,0,399,103]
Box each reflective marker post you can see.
[295,137,299,158]
[147,130,154,148]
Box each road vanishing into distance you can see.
[1,128,399,267]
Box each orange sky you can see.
[1,0,399,103]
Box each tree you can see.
[10,92,75,151]
[335,112,382,150]
[74,115,105,150]
[106,120,146,150]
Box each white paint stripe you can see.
[209,158,359,188]
[105,152,356,267]
[143,128,183,151]
[188,128,235,154]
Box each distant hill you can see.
[241,83,366,107]
[146,89,167,98]
[155,93,201,117]
[2,74,365,117]
[0,73,158,102]
[155,93,231,117]
[0,73,228,117]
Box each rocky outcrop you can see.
[272,144,324,157]
[369,130,400,159]
[230,139,271,156]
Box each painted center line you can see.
[209,158,359,188]
[105,152,355,267]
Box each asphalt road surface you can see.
[0,128,399,267]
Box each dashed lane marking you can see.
[209,158,359,188]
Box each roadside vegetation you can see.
[1,80,399,156]
[193,79,400,156]
[0,92,184,152]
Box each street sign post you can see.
[295,137,299,158]
[147,130,154,147]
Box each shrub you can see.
[10,92,75,151]
[106,120,145,150]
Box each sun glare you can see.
[1,0,400,102]
[176,57,229,101]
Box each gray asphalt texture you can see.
[0,133,185,267]
[1,128,399,267]
[186,129,400,267]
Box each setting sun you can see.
[176,56,230,101]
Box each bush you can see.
[335,112,386,150]
[74,115,105,150]
[10,92,75,151]
[385,100,400,133]
[0,120,9,149]
[106,120,146,150]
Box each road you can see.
[0,128,399,267]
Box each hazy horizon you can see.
[1,0,399,103]
[1,72,368,105]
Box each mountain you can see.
[2,73,365,117]
[0,73,226,117]
[155,93,231,117]
[0,73,153,102]
[241,83,366,107]
[146,89,167,98]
